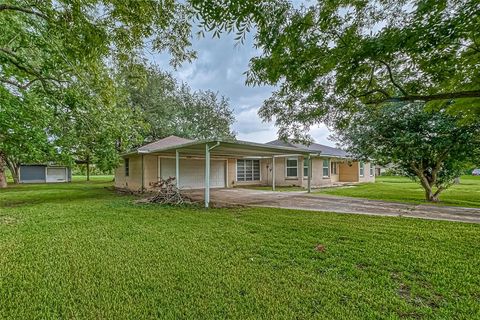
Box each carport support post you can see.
[205,143,210,208]
[175,150,180,188]
[307,154,312,193]
[141,154,145,192]
[272,156,276,191]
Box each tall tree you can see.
[335,103,480,202]
[126,66,235,142]
[177,88,236,140]
[0,0,197,187]
[0,87,58,185]
[192,0,480,139]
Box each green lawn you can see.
[1,179,479,319]
[317,175,480,208]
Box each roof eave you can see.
[141,138,312,156]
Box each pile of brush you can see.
[143,177,192,205]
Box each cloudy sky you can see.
[150,29,334,146]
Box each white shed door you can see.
[46,168,67,183]
[159,158,225,189]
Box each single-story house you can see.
[115,135,375,207]
[19,164,72,183]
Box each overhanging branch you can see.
[365,90,480,104]
[0,47,42,78]
[1,76,67,90]
[0,4,47,19]
[379,60,408,96]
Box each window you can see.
[286,157,298,177]
[303,158,309,178]
[359,162,365,177]
[125,158,130,177]
[370,163,375,177]
[322,159,329,177]
[237,159,260,181]
[331,161,338,175]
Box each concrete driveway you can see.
[186,188,480,224]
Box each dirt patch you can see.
[0,216,18,225]
[394,277,444,310]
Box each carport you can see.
[138,139,311,208]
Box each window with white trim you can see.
[303,158,309,178]
[322,159,330,177]
[370,163,375,176]
[286,157,298,177]
[237,159,260,181]
[359,162,365,177]
[125,158,130,177]
[331,161,338,175]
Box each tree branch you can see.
[0,4,47,19]
[0,76,66,90]
[365,90,480,104]
[433,186,445,197]
[379,60,408,96]
[0,47,43,78]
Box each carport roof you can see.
[124,135,310,158]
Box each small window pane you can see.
[253,160,260,180]
[286,158,298,177]
[322,159,329,177]
[287,159,297,167]
[287,167,297,177]
[237,160,245,181]
[245,160,253,177]
[125,158,130,177]
[303,158,309,177]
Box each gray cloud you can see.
[149,28,335,145]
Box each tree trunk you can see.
[425,190,440,202]
[0,152,7,188]
[416,172,442,202]
[10,165,19,184]
[5,158,20,184]
[86,157,90,181]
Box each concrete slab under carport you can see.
[184,188,480,224]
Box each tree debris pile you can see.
[140,177,193,205]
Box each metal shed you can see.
[19,165,72,184]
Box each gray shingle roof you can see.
[266,139,349,158]
[132,135,348,158]
[137,135,194,152]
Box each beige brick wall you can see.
[359,162,376,183]
[114,154,143,191]
[306,157,329,187]
[229,156,304,187]
[269,156,303,187]
[228,158,271,187]
[144,155,158,188]
[115,154,376,191]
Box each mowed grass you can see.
[0,179,479,319]
[318,175,480,208]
